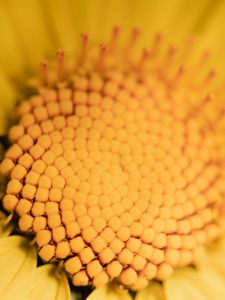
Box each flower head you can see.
[1,1,225,300]
[1,27,225,294]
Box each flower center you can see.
[1,29,225,291]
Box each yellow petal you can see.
[4,0,54,70]
[199,1,225,69]
[135,282,165,300]
[164,268,210,300]
[86,284,133,300]
[0,2,25,75]
[196,266,225,300]
[55,267,71,300]
[41,0,79,53]
[197,236,225,277]
[28,264,71,300]
[0,236,37,300]
[0,67,19,134]
[0,70,18,133]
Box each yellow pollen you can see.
[1,29,225,291]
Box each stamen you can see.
[173,65,186,83]
[109,26,121,51]
[187,93,215,120]
[159,45,177,77]
[125,27,141,53]
[203,69,217,86]
[167,45,177,62]
[199,50,212,67]
[96,44,108,69]
[193,50,212,76]
[56,49,65,80]
[150,32,164,58]
[39,59,49,85]
[137,48,151,70]
[163,64,186,88]
[181,34,197,61]
[209,107,225,128]
[79,33,89,64]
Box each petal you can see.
[197,236,225,277]
[41,0,79,53]
[195,236,225,297]
[28,264,71,300]
[3,0,54,70]
[135,282,165,300]
[55,268,71,300]
[196,266,225,300]
[0,2,25,75]
[0,69,18,134]
[199,1,225,69]
[0,236,37,300]
[86,284,133,300]
[164,268,210,300]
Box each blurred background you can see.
[0,0,225,74]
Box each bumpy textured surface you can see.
[1,44,225,290]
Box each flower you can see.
[0,1,225,300]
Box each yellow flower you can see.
[0,0,225,299]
